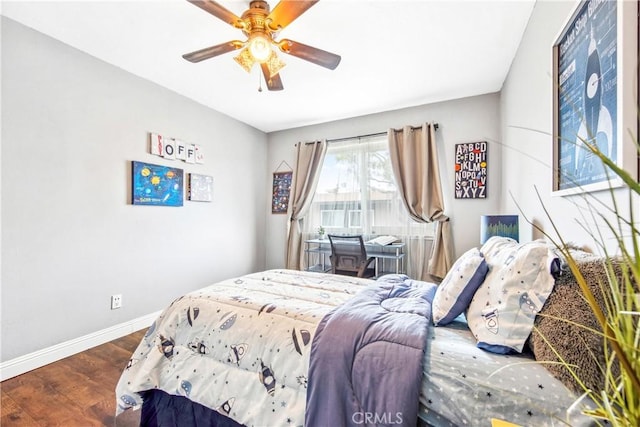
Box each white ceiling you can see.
[1,0,535,133]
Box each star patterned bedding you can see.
[419,316,594,427]
[115,268,588,427]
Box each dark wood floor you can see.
[1,329,146,426]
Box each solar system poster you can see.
[554,0,617,192]
[132,161,184,206]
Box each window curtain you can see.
[388,123,454,279]
[285,140,328,270]
[301,136,435,279]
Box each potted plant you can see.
[516,134,639,426]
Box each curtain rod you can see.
[326,123,439,144]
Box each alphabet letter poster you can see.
[455,142,487,199]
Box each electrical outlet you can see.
[111,294,122,310]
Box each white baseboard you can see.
[0,311,161,381]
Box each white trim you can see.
[0,311,160,381]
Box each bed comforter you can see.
[115,269,377,427]
[116,269,587,427]
[305,276,436,427]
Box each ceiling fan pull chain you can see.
[258,69,263,92]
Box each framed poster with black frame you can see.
[454,141,487,199]
[552,0,638,195]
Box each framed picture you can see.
[480,215,519,244]
[552,0,638,194]
[454,142,487,199]
[189,173,213,202]
[272,171,292,214]
[131,161,183,206]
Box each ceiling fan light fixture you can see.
[248,34,272,63]
[184,0,342,91]
[233,48,256,73]
[265,51,286,78]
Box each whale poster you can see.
[553,0,617,192]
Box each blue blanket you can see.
[305,275,436,427]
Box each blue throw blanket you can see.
[305,275,436,427]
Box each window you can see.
[320,209,344,228]
[305,135,434,238]
[348,209,374,229]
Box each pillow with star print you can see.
[466,237,561,354]
[432,247,488,326]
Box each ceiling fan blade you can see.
[277,39,341,70]
[187,0,245,29]
[261,63,284,91]
[267,0,318,31]
[183,41,244,63]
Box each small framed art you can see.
[272,171,292,214]
[189,173,213,202]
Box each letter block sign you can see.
[454,142,487,199]
[149,132,204,165]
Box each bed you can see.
[115,251,598,427]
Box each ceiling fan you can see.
[183,0,341,91]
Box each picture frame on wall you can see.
[552,0,638,195]
[131,161,184,206]
[272,171,292,214]
[188,173,213,202]
[454,141,487,199]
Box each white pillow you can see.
[466,238,560,354]
[480,236,518,259]
[432,248,488,326]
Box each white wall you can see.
[500,0,638,251]
[266,93,503,269]
[7,0,637,370]
[1,18,267,362]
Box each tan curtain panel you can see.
[285,140,328,270]
[388,123,454,279]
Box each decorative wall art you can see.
[272,171,292,214]
[454,142,487,199]
[189,173,213,202]
[150,132,204,164]
[480,215,519,244]
[552,0,618,194]
[132,161,184,206]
